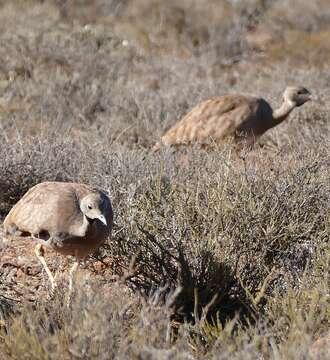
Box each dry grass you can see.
[0,1,329,359]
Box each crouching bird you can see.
[3,181,113,297]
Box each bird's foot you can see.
[66,261,79,307]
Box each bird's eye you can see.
[88,205,92,210]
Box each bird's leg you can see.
[34,244,56,290]
[67,260,79,306]
[68,260,79,294]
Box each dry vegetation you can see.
[0,0,329,359]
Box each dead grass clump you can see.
[0,254,328,359]
[0,127,329,359]
[0,1,329,358]
[103,146,329,326]
[0,282,138,360]
[262,0,330,34]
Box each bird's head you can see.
[283,86,312,107]
[80,193,109,226]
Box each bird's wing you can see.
[4,182,82,237]
[160,96,256,145]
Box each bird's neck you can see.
[272,100,296,127]
[75,215,90,237]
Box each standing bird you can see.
[3,182,113,293]
[155,86,312,149]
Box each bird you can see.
[3,181,113,295]
[154,86,312,149]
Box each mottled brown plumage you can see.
[4,181,113,291]
[156,86,312,149]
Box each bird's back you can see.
[159,95,272,147]
[4,182,93,238]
